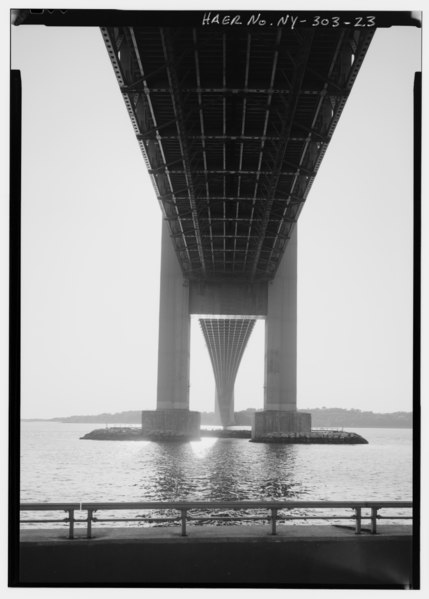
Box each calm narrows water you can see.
[20,421,412,527]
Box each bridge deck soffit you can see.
[101,26,374,282]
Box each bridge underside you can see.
[102,25,373,438]
[102,26,373,282]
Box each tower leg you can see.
[142,222,200,439]
[253,228,311,438]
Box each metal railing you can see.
[20,501,412,539]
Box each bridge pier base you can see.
[141,409,201,439]
[252,411,311,439]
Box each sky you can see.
[10,16,421,419]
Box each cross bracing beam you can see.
[122,86,349,96]
[138,131,330,143]
[102,26,374,281]
[152,169,316,177]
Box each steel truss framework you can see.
[102,26,373,281]
[199,318,256,424]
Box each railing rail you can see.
[20,501,413,539]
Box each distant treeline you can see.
[302,407,412,429]
[50,411,142,424]
[47,407,412,428]
[201,408,412,428]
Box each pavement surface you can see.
[20,524,412,543]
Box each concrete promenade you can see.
[19,525,413,586]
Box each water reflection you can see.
[130,439,309,504]
[255,444,303,500]
[141,440,309,525]
[202,440,247,500]
[142,443,190,501]
[189,437,218,459]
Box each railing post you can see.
[67,509,74,539]
[87,509,93,539]
[354,507,362,534]
[370,507,378,534]
[181,509,187,537]
[270,508,277,536]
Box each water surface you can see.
[20,422,412,527]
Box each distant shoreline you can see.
[20,407,412,429]
[21,420,412,429]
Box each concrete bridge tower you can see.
[142,223,310,438]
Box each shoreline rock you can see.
[251,431,368,444]
[80,427,368,444]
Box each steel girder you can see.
[101,26,374,281]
